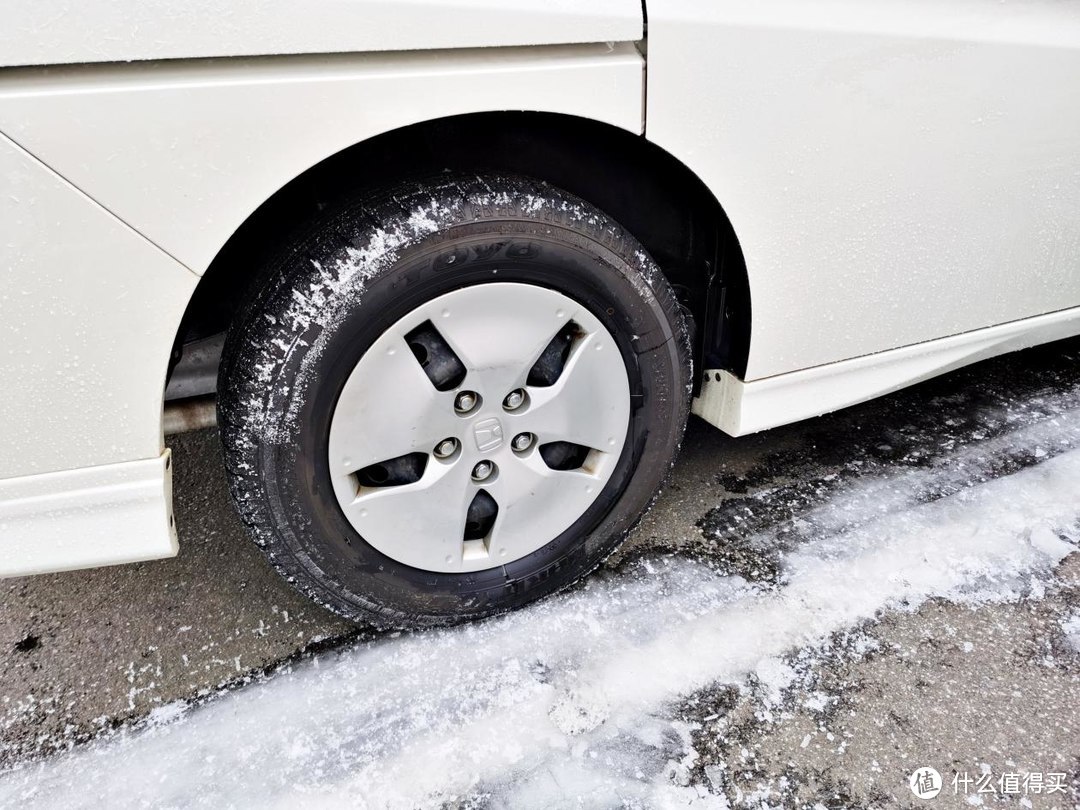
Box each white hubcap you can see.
[327,282,631,573]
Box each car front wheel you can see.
[218,175,691,628]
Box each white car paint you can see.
[0,44,643,274]
[0,132,197,480]
[646,0,1080,379]
[0,0,641,68]
[1,0,1078,578]
[0,133,189,575]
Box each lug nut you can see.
[471,461,495,482]
[433,438,459,459]
[511,432,534,452]
[454,391,479,414]
[503,389,526,411]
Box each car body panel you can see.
[0,43,644,273]
[0,133,187,575]
[0,132,197,480]
[0,0,642,68]
[646,0,1080,380]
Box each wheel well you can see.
[172,112,750,390]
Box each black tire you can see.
[218,174,692,628]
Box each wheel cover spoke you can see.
[329,335,460,473]
[327,283,630,573]
[482,454,602,563]
[338,461,475,568]
[425,284,579,395]
[525,331,630,453]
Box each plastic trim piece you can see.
[0,451,177,577]
[694,307,1080,436]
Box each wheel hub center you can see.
[471,415,504,453]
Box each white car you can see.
[2,1,1078,626]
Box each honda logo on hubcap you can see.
[472,417,504,452]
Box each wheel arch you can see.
[169,111,751,395]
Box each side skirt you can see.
[695,306,1080,436]
[0,451,176,577]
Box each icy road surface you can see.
[3,363,1080,807]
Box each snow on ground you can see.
[2,398,1079,808]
